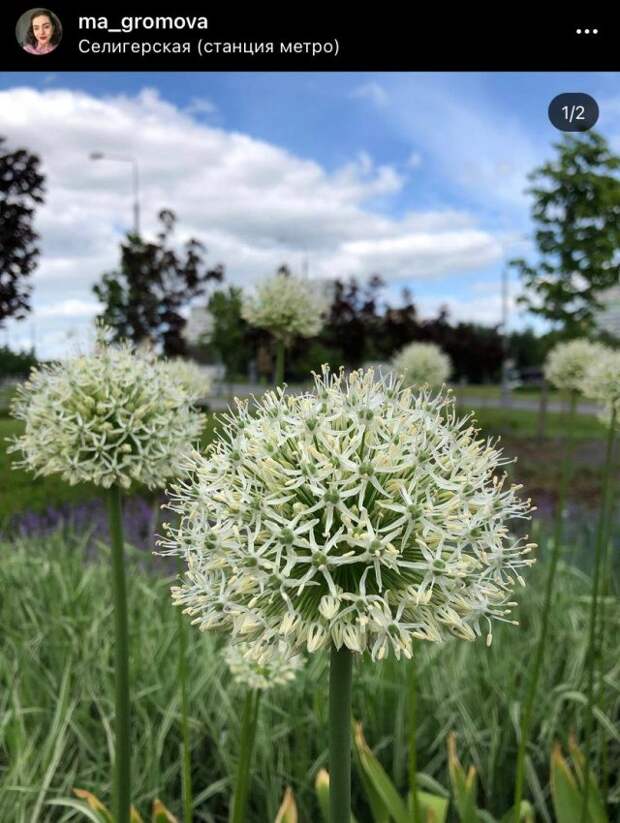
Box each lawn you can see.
[0,404,609,522]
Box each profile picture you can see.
[16,8,62,55]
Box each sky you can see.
[2,70,620,358]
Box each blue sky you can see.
[2,71,620,356]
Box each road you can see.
[202,384,601,415]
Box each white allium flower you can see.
[392,342,452,387]
[7,327,205,490]
[162,358,212,402]
[159,367,535,661]
[241,272,328,345]
[580,349,620,424]
[224,640,304,690]
[544,339,609,393]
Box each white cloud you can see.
[376,76,540,211]
[351,81,388,107]
[184,96,217,117]
[1,85,506,357]
[407,151,422,169]
[36,299,100,318]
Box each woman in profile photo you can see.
[21,8,61,55]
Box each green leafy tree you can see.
[206,286,256,379]
[511,131,620,336]
[93,209,223,357]
[0,137,45,328]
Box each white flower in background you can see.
[160,366,535,661]
[392,342,451,387]
[580,349,620,424]
[544,339,609,393]
[162,358,212,403]
[224,640,304,690]
[241,271,329,345]
[183,306,213,346]
[7,326,205,490]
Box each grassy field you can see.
[1,528,618,822]
[0,404,609,521]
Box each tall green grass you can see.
[1,528,618,822]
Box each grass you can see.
[1,526,618,822]
[0,413,220,519]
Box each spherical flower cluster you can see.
[224,640,304,690]
[162,358,212,403]
[392,342,451,387]
[8,328,205,490]
[160,366,535,661]
[581,349,620,425]
[544,339,608,393]
[241,272,329,345]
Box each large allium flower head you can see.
[580,349,620,425]
[224,640,304,690]
[544,339,609,393]
[162,358,212,403]
[8,324,205,490]
[392,342,452,387]
[160,366,535,661]
[241,271,329,345]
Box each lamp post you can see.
[90,152,140,236]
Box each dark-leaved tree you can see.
[0,136,45,328]
[93,209,224,356]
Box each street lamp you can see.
[89,151,141,236]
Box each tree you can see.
[510,131,620,337]
[93,209,224,356]
[206,286,256,379]
[0,137,45,328]
[322,275,384,367]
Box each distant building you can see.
[596,285,620,339]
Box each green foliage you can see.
[0,509,618,821]
[0,136,45,327]
[510,131,620,336]
[0,345,38,379]
[93,210,223,357]
[550,738,608,823]
[205,286,255,379]
[0,413,220,518]
[49,789,178,822]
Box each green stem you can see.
[230,689,261,823]
[513,391,577,820]
[408,654,421,823]
[329,644,353,823]
[107,485,131,823]
[275,338,285,386]
[177,556,192,823]
[580,410,617,823]
[596,453,617,801]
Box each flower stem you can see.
[177,556,193,823]
[408,654,421,823]
[580,409,617,823]
[107,484,131,823]
[230,689,261,823]
[329,644,353,823]
[513,391,577,820]
[275,338,285,386]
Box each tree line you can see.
[1,130,619,381]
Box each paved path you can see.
[202,384,601,415]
